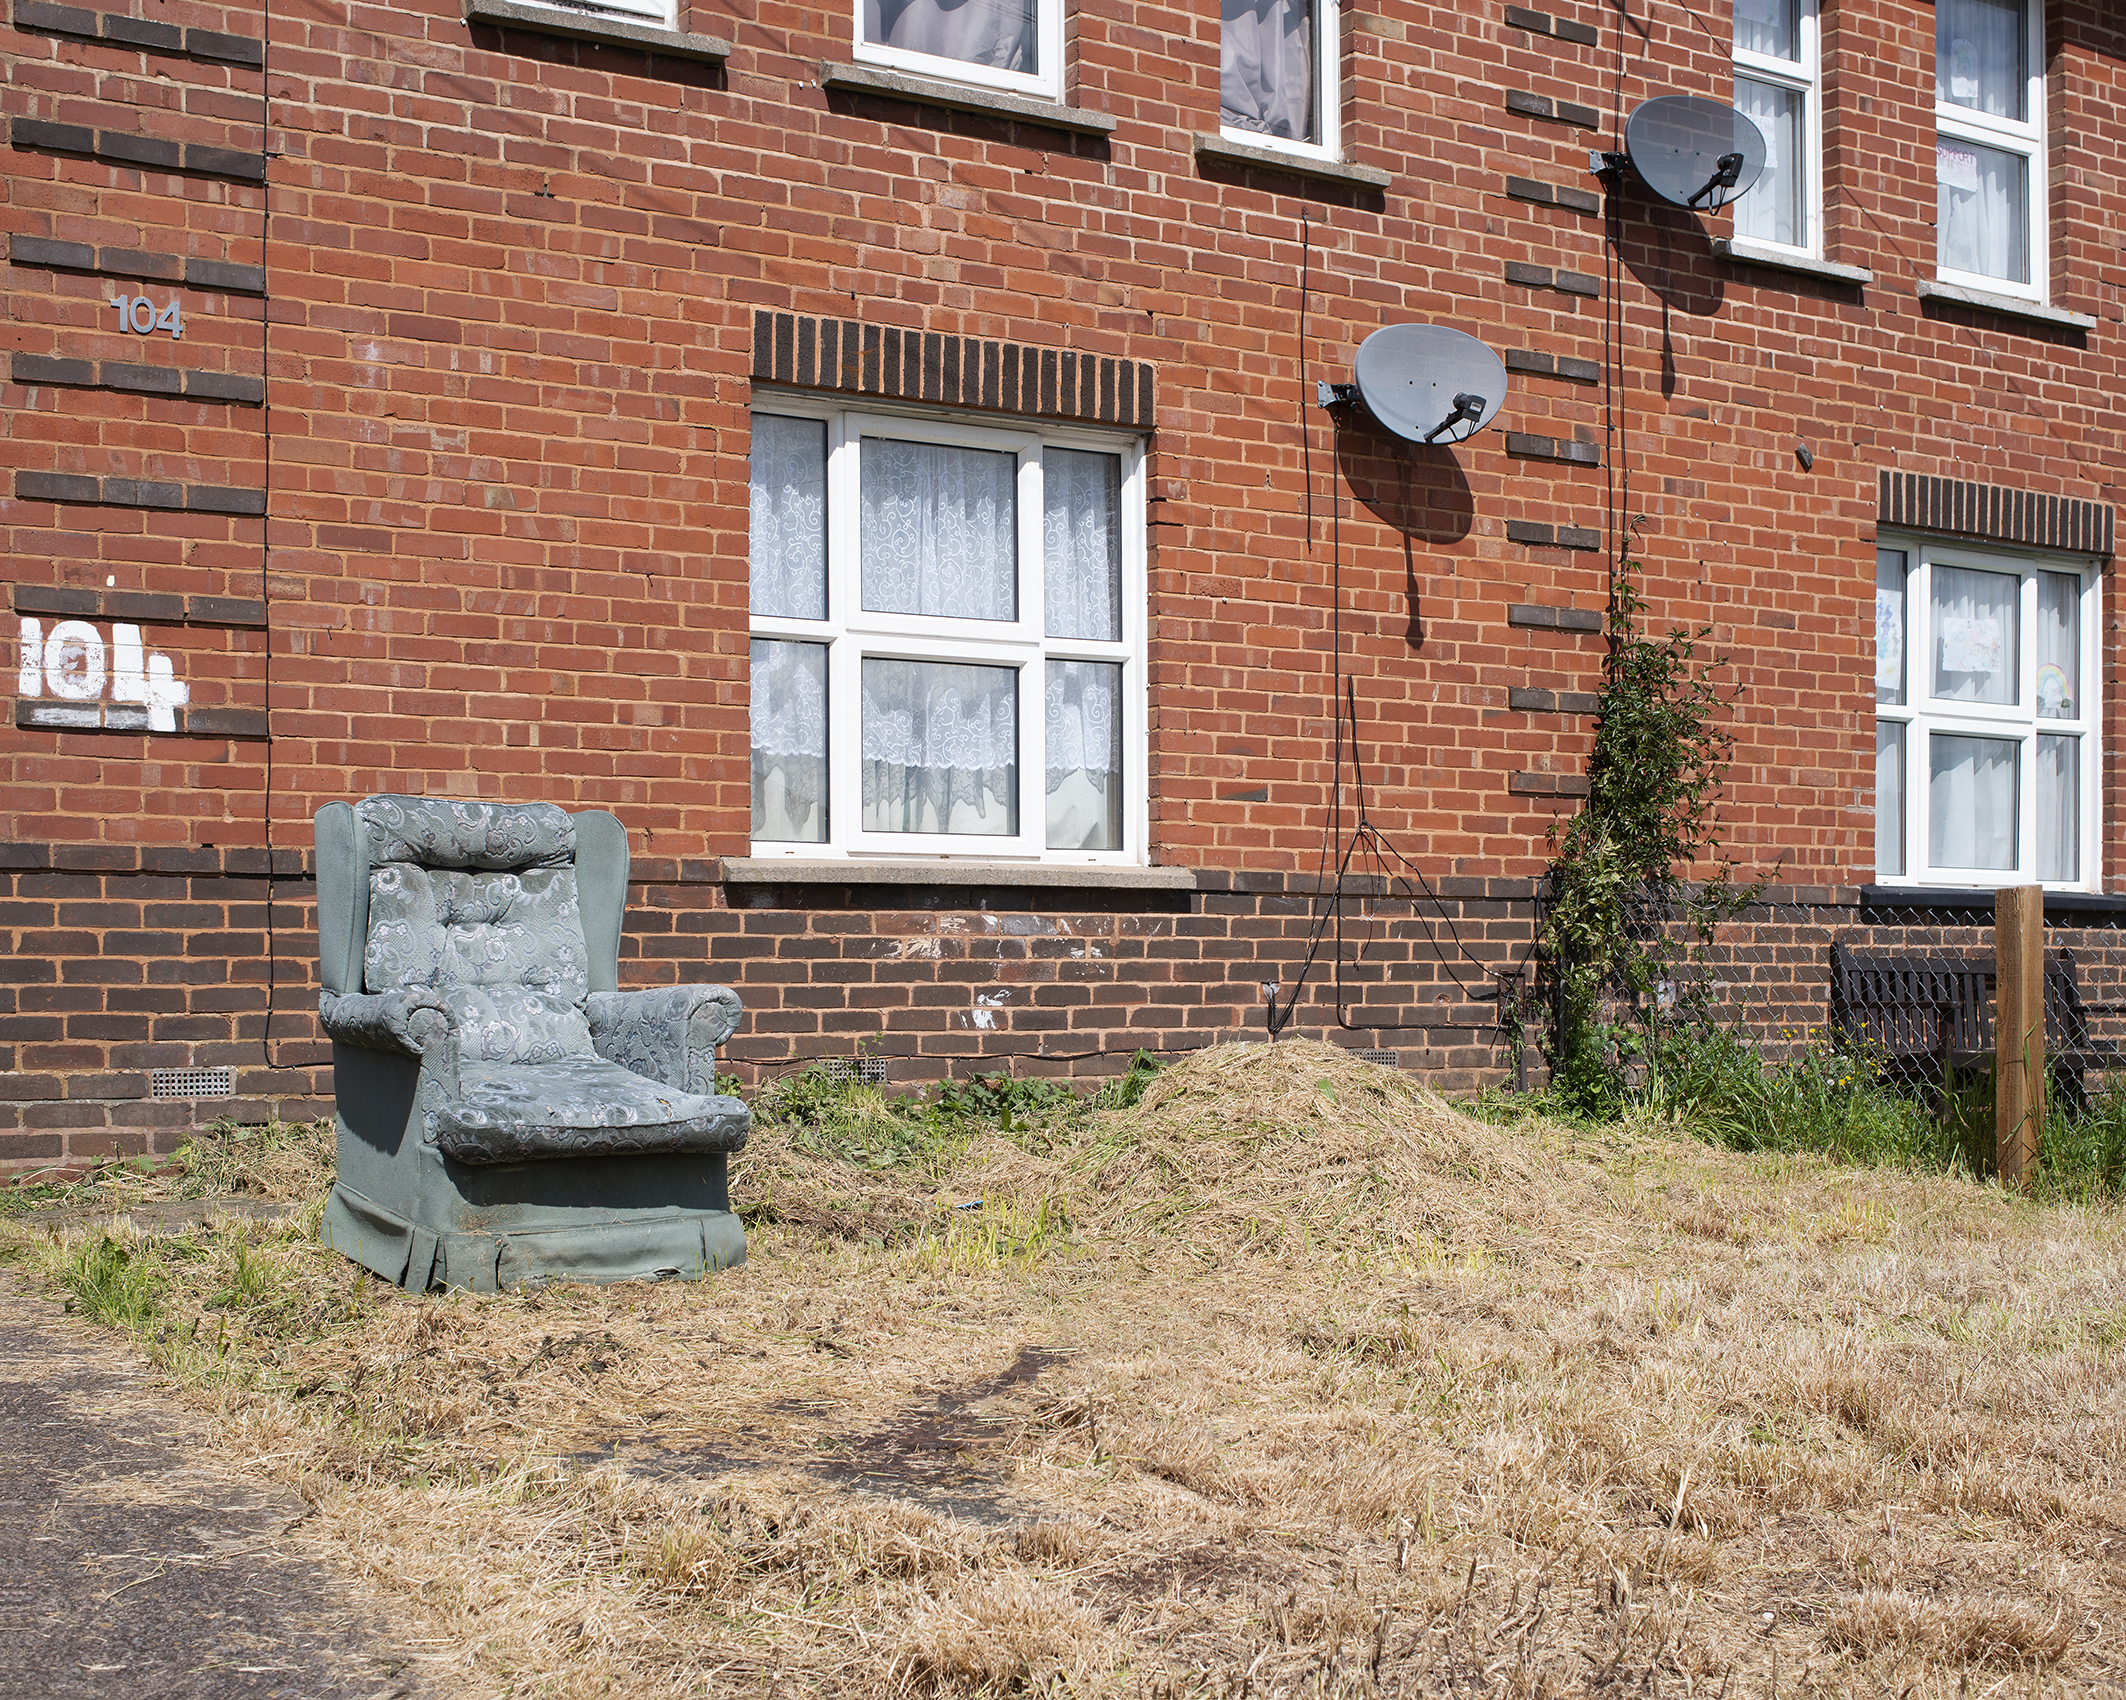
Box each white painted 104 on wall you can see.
[16,618,189,732]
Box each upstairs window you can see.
[856,0,1063,100]
[748,403,1147,864]
[1732,0,1820,255]
[1935,0,2046,299]
[1874,541,2097,888]
[1220,0,1339,161]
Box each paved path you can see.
[0,1283,441,1700]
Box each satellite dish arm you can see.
[1687,151,1746,209]
[1422,392,1486,444]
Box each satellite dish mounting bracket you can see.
[1316,381,1360,409]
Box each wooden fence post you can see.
[1995,885,2045,1190]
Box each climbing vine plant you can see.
[1541,555,1753,1115]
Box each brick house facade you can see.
[3,0,2121,1174]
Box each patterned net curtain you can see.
[748,418,1125,850]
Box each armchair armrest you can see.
[586,985,742,1096]
[320,988,450,1057]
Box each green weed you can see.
[59,1234,165,1330]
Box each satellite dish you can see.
[1622,94,1767,211]
[1349,324,1508,446]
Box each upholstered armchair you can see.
[314,796,749,1291]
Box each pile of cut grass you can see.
[5,1040,2124,1699]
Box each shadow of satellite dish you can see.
[1336,415,1474,546]
[1609,170,1726,317]
[1333,408,1474,651]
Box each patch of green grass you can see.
[58,1234,167,1330]
[2034,1081,2126,1202]
[756,1051,1166,1170]
[1644,1022,1979,1173]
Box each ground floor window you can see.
[747,400,1146,864]
[1874,537,2100,887]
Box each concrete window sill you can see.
[1193,132,1391,189]
[1712,237,1873,287]
[817,63,1117,135]
[720,857,1197,891]
[1916,279,2097,332]
[462,0,731,62]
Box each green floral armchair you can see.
[315,796,749,1291]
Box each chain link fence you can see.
[1637,894,2126,1109]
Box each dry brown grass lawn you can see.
[6,1038,2126,1697]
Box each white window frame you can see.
[748,394,1149,867]
[1874,536,2100,891]
[1732,0,1822,258]
[1934,0,2047,303]
[851,0,1064,102]
[1217,0,1341,165]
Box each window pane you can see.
[1876,548,1907,705]
[1736,78,1804,248]
[750,416,827,620]
[2037,572,2079,719]
[1046,660,1122,850]
[751,640,828,843]
[862,0,1035,74]
[1734,0,1798,62]
[1044,449,1122,642]
[861,439,1018,621]
[861,658,1018,836]
[1937,138,2029,284]
[1929,733,2018,871]
[1220,0,1318,145]
[1932,565,2018,704]
[2037,734,2078,882]
[1876,721,1906,879]
[1937,0,2026,121]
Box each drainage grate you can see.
[816,1056,889,1086]
[1348,1048,1400,1068]
[150,1067,234,1100]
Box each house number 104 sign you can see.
[110,292,183,339]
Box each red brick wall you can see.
[4,0,2125,1172]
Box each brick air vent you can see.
[1348,1048,1400,1068]
[816,1056,890,1086]
[151,1067,233,1100]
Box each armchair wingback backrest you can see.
[314,797,632,1069]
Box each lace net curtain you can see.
[1733,0,1802,248]
[1043,449,1123,850]
[1220,0,1316,144]
[750,416,829,842]
[2036,573,2079,881]
[750,422,1125,849]
[1936,0,2029,283]
[1920,565,2081,879]
[863,0,1035,72]
[1874,548,1906,878]
[1734,79,1801,247]
[1929,565,2017,871]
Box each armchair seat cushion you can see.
[433,1057,750,1165]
